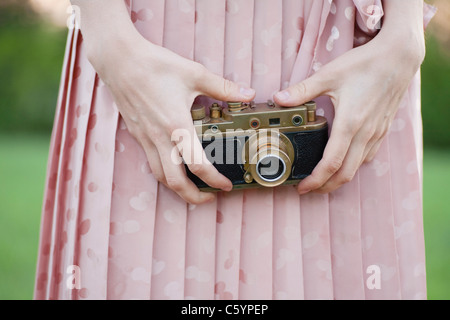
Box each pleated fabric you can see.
[34,0,436,300]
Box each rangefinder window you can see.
[269,118,280,126]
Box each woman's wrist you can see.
[375,0,426,68]
[72,0,145,71]
[84,26,144,73]
[378,25,425,63]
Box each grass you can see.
[0,133,49,300]
[0,134,449,300]
[423,149,450,300]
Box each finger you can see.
[364,138,384,163]
[273,71,331,107]
[197,69,256,102]
[363,123,390,163]
[297,116,353,194]
[120,114,168,186]
[141,138,167,185]
[176,122,233,192]
[314,131,369,194]
[156,139,217,205]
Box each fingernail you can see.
[240,87,256,97]
[223,184,233,192]
[298,189,311,195]
[276,90,290,101]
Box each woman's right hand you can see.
[83,12,255,205]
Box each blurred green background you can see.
[0,1,449,300]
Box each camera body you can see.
[186,100,328,191]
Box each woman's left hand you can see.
[273,20,425,195]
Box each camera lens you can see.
[244,130,294,187]
[256,155,286,182]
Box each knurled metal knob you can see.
[227,102,247,112]
[191,104,206,121]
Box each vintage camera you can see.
[185,100,328,191]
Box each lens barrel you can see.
[244,130,295,187]
[256,155,287,182]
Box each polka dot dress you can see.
[34,0,436,300]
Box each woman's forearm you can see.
[378,0,426,63]
[70,0,143,65]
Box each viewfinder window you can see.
[269,118,280,126]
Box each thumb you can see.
[274,72,328,107]
[198,69,256,102]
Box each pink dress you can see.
[34,0,436,300]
